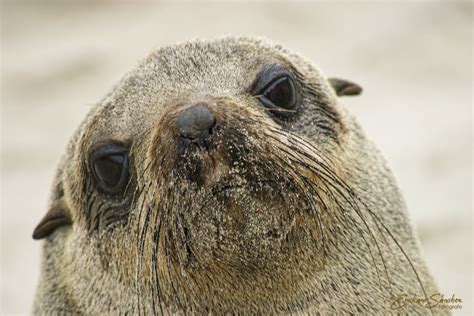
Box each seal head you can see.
[33,37,440,314]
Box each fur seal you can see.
[33,37,443,314]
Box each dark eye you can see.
[89,143,129,194]
[260,76,296,110]
[252,65,299,118]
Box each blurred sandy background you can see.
[1,1,472,314]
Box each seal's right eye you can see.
[89,143,129,194]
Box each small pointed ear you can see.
[328,78,363,96]
[33,198,72,240]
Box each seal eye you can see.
[260,76,296,110]
[89,144,129,194]
[252,65,299,118]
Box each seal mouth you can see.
[175,150,278,194]
[171,117,266,187]
[178,135,213,151]
[147,98,312,229]
[176,123,218,155]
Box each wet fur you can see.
[33,37,444,314]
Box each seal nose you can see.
[176,103,216,144]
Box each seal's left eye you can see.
[89,144,129,194]
[260,76,296,110]
[252,65,299,118]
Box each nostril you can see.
[176,103,216,142]
[208,120,216,136]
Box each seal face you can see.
[33,37,441,315]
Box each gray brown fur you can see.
[33,37,444,314]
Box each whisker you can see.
[281,134,432,313]
[269,152,328,256]
[320,179,386,292]
[262,129,402,295]
[272,140,395,295]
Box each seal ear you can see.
[328,78,363,96]
[33,198,72,240]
